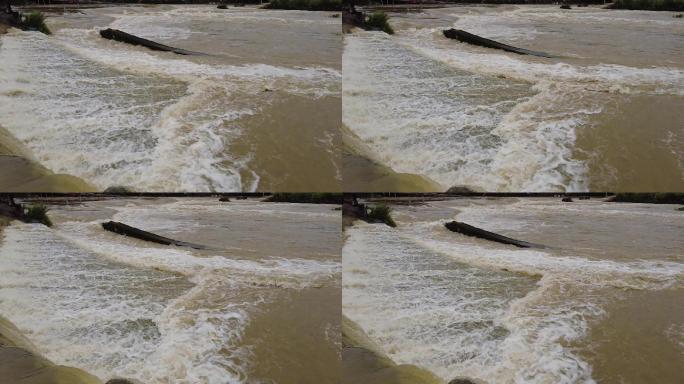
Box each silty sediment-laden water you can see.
[0,5,341,191]
[343,5,684,191]
[0,198,341,383]
[343,198,684,383]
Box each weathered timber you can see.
[99,28,204,55]
[102,221,207,249]
[443,29,554,58]
[444,221,545,248]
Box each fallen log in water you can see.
[444,221,545,249]
[102,221,207,249]
[442,29,554,58]
[99,28,203,55]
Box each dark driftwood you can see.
[99,28,203,55]
[102,221,207,249]
[443,29,553,58]
[444,221,545,248]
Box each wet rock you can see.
[217,4,228,9]
[449,379,478,384]
[106,379,143,384]
[446,185,475,194]
[219,196,231,202]
[562,197,573,202]
[104,186,133,193]
[560,4,572,9]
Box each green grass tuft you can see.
[21,11,51,35]
[366,204,396,227]
[25,204,52,227]
[365,11,394,34]
[264,0,342,11]
[265,193,343,204]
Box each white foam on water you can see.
[0,6,340,191]
[403,31,684,96]
[54,220,340,287]
[0,31,251,191]
[0,207,339,383]
[107,5,340,30]
[343,219,683,384]
[54,27,341,97]
[664,323,684,354]
[343,8,684,191]
[343,33,593,191]
[110,199,341,231]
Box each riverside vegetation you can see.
[264,0,342,11]
[25,204,52,227]
[21,11,51,35]
[365,12,393,34]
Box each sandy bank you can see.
[342,315,445,384]
[0,125,96,192]
[342,125,442,192]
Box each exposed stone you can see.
[104,186,133,193]
[446,185,475,194]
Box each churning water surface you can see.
[343,198,684,383]
[0,5,341,191]
[343,5,684,191]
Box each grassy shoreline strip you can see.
[263,0,342,11]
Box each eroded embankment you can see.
[0,123,95,192]
[342,124,442,192]
[342,315,444,384]
[0,316,104,384]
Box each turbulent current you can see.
[0,198,341,383]
[0,5,341,191]
[343,5,684,191]
[343,198,684,383]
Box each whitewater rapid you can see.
[0,6,341,191]
[343,199,684,383]
[0,199,340,383]
[342,6,684,191]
